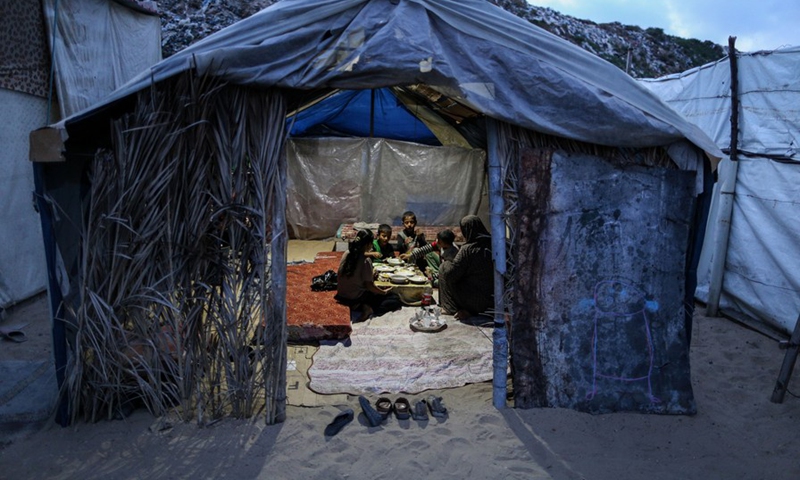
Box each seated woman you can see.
[335,229,402,321]
[438,215,494,321]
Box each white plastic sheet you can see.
[642,48,800,333]
[0,90,48,308]
[42,0,161,117]
[694,158,800,333]
[286,138,485,239]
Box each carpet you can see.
[307,309,494,395]
[286,251,351,342]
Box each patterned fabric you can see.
[0,0,50,98]
[308,309,493,395]
[286,251,351,341]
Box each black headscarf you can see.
[460,215,491,247]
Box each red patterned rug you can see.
[286,251,352,342]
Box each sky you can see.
[529,0,799,52]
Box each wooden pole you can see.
[770,313,800,403]
[707,36,740,317]
[728,36,740,164]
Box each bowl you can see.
[408,275,427,284]
[374,265,395,273]
[389,274,409,284]
[387,258,403,266]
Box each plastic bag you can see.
[311,270,338,291]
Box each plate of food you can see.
[408,275,427,284]
[395,269,416,277]
[386,258,403,266]
[374,264,395,273]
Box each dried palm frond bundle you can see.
[65,71,288,425]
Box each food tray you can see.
[409,318,447,333]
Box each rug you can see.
[286,251,351,341]
[307,309,494,395]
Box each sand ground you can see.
[1,295,798,480]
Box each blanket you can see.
[307,309,494,395]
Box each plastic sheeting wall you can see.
[694,157,800,333]
[641,47,800,334]
[42,0,161,117]
[286,137,486,239]
[0,89,48,308]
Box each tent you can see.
[0,0,160,310]
[33,0,722,424]
[640,46,800,336]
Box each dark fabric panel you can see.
[0,0,50,98]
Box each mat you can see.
[286,345,349,407]
[307,308,494,395]
[286,251,350,341]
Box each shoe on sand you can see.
[411,400,429,421]
[324,408,354,437]
[359,396,384,427]
[427,395,447,418]
[376,397,393,419]
[393,397,411,420]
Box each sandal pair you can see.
[377,396,411,420]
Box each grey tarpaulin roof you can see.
[60,0,721,167]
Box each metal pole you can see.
[486,118,508,409]
[707,36,740,317]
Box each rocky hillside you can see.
[159,0,726,79]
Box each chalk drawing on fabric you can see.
[585,278,661,404]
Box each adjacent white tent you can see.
[0,0,160,310]
[641,46,800,335]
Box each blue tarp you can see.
[288,88,439,144]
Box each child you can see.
[335,229,402,320]
[395,211,426,255]
[368,224,396,263]
[401,229,458,287]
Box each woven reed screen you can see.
[66,72,288,425]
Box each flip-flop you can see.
[427,395,448,418]
[411,399,429,421]
[393,397,411,420]
[376,397,393,419]
[324,408,354,437]
[0,323,28,343]
[358,395,384,427]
